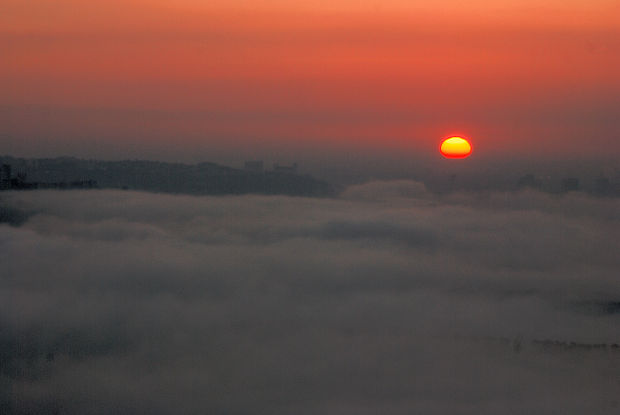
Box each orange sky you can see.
[2,0,619,162]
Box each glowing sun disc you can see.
[440,136,472,158]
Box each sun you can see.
[440,136,472,158]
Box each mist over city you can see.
[2,181,620,414]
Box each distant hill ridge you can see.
[0,156,334,197]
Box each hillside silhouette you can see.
[0,156,334,197]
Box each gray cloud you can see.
[1,185,620,414]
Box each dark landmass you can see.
[2,155,618,197]
[0,156,334,197]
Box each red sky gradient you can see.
[2,0,620,163]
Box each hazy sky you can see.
[2,0,619,163]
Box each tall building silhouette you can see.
[517,173,541,189]
[273,163,298,174]
[561,177,580,192]
[594,177,611,196]
[0,164,11,190]
[244,161,264,173]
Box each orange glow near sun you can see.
[440,136,472,158]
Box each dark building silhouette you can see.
[244,161,264,173]
[0,164,11,190]
[273,163,298,174]
[561,177,580,192]
[517,173,541,189]
[0,162,98,191]
[594,177,611,196]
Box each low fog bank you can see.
[2,183,619,414]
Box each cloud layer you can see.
[2,184,620,414]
